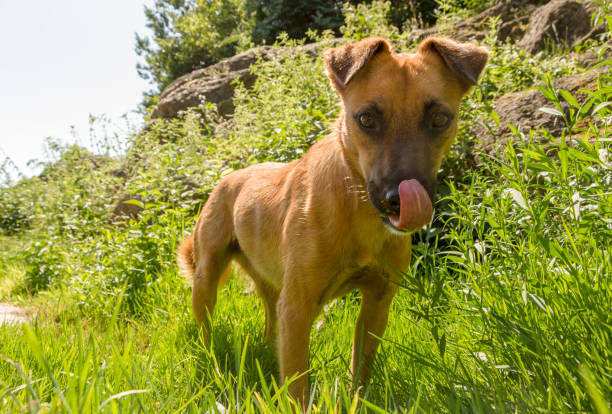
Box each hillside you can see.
[0,1,611,412]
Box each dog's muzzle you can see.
[372,179,434,233]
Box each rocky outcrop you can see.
[519,0,591,54]
[112,194,144,219]
[406,0,595,53]
[151,46,277,120]
[150,2,597,123]
[150,40,340,120]
[405,0,541,44]
[473,62,609,155]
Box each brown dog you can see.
[178,36,488,402]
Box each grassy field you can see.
[1,3,611,413]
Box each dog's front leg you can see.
[277,283,319,405]
[351,281,398,386]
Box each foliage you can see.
[476,17,578,103]
[228,34,339,164]
[135,0,254,107]
[435,0,496,21]
[0,187,31,236]
[340,0,400,42]
[248,0,345,45]
[406,76,612,410]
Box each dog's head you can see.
[325,37,488,234]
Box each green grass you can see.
[1,4,611,412]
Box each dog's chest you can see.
[319,236,411,304]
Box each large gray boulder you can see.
[473,63,609,155]
[519,0,591,54]
[405,0,541,44]
[150,40,340,120]
[151,46,277,119]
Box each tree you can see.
[247,0,345,45]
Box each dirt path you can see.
[0,303,29,325]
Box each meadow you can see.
[0,2,610,412]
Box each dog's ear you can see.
[418,37,488,91]
[324,37,392,92]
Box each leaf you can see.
[559,137,568,181]
[538,107,563,117]
[572,191,581,222]
[489,110,500,127]
[122,199,144,208]
[99,389,150,411]
[527,293,550,315]
[506,188,528,210]
[558,89,579,109]
[592,101,612,116]
[438,333,447,358]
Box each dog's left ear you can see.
[324,37,392,93]
[418,37,489,92]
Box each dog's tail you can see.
[177,235,196,283]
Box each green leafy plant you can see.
[340,0,399,41]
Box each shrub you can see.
[0,189,31,235]
[23,233,69,293]
[340,0,399,41]
[229,34,339,164]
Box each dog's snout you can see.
[380,189,401,216]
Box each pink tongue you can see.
[388,179,433,231]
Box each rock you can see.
[151,46,277,120]
[150,40,341,120]
[112,194,144,219]
[519,0,591,54]
[473,65,608,155]
[575,39,612,68]
[405,0,540,44]
[574,22,609,48]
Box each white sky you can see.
[0,0,153,179]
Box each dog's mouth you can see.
[376,179,434,234]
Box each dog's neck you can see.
[334,110,367,189]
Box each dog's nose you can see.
[381,189,401,216]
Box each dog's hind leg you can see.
[233,256,280,346]
[256,281,279,345]
[191,192,235,344]
[192,249,232,344]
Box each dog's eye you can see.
[431,112,451,130]
[358,112,376,129]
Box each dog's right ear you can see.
[418,37,488,92]
[324,37,391,93]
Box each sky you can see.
[0,0,153,179]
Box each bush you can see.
[229,34,339,164]
[72,203,187,316]
[0,189,30,235]
[341,0,401,41]
[24,234,69,293]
